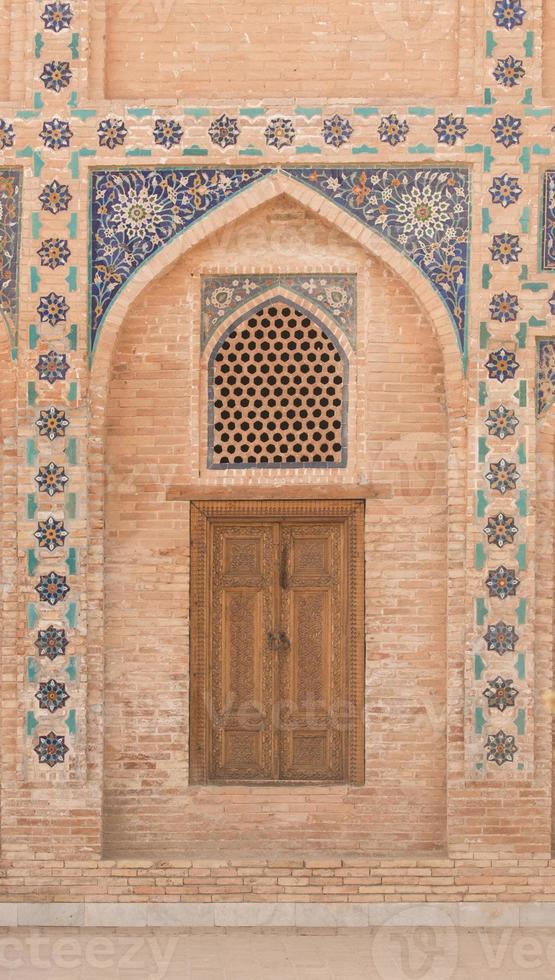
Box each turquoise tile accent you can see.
[476,490,487,517]
[294,108,322,118]
[66,438,77,465]
[517,544,526,570]
[128,107,153,119]
[66,267,77,292]
[27,659,39,683]
[519,147,530,173]
[238,147,263,157]
[182,108,210,118]
[532,143,550,156]
[26,712,38,736]
[408,144,435,154]
[515,653,525,679]
[65,657,77,681]
[351,145,378,155]
[67,324,78,349]
[69,32,79,58]
[466,106,492,116]
[476,597,488,625]
[27,550,39,575]
[26,495,37,520]
[182,146,208,156]
[295,144,321,154]
[70,108,96,121]
[27,382,37,406]
[33,92,43,110]
[125,149,152,157]
[519,209,530,235]
[239,108,266,118]
[34,33,43,58]
[474,654,486,680]
[482,264,492,289]
[475,708,485,734]
[67,214,78,239]
[516,599,527,625]
[31,213,42,239]
[529,316,546,327]
[353,107,380,117]
[516,708,526,735]
[524,108,552,118]
[30,267,40,293]
[68,382,78,403]
[523,32,534,57]
[27,604,39,628]
[481,209,491,233]
[65,709,77,735]
[516,321,527,347]
[485,30,496,56]
[478,436,489,463]
[479,381,488,406]
[517,439,527,464]
[66,493,77,520]
[522,281,548,292]
[65,549,77,575]
[407,107,434,116]
[26,439,37,466]
[517,380,527,407]
[475,543,485,570]
[65,603,77,629]
[517,490,528,517]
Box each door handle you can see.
[276,630,290,655]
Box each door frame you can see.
[190,499,365,785]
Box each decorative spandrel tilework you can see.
[537,338,555,416]
[282,166,470,354]
[90,168,272,352]
[0,169,22,355]
[201,274,357,349]
[541,172,555,271]
[90,166,470,358]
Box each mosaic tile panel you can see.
[201,274,357,349]
[0,168,22,355]
[536,338,555,416]
[541,171,555,271]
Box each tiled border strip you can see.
[1,902,555,928]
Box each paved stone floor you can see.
[0,926,555,979]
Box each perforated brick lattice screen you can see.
[209,303,347,468]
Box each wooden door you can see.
[190,501,364,784]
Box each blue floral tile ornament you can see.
[0,169,21,341]
[542,173,555,271]
[39,180,72,214]
[378,114,409,147]
[34,516,69,552]
[153,119,183,149]
[493,55,525,87]
[39,117,73,151]
[485,565,520,599]
[489,290,519,322]
[493,0,526,30]
[485,347,519,382]
[40,2,73,32]
[90,168,271,351]
[35,350,69,385]
[491,114,522,147]
[35,625,68,660]
[489,173,523,208]
[34,731,69,767]
[35,679,69,713]
[0,119,14,150]
[322,114,353,148]
[35,571,70,606]
[37,291,69,327]
[433,113,468,147]
[264,117,295,150]
[484,404,519,439]
[37,238,70,269]
[484,621,519,654]
[98,118,128,150]
[286,167,470,354]
[489,232,521,265]
[208,114,240,149]
[485,730,518,766]
[40,60,72,92]
[483,677,519,711]
[486,458,520,494]
[35,406,69,441]
[537,338,555,415]
[483,512,518,547]
[35,461,69,496]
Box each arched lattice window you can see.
[208,300,348,468]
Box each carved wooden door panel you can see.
[190,502,364,785]
[278,521,345,781]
